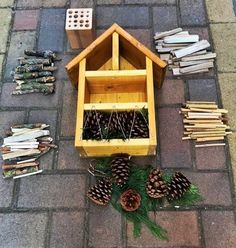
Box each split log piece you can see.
[172,40,210,59]
[14,71,53,80]
[18,58,51,66]
[17,158,37,164]
[154,28,183,40]
[15,64,43,73]
[2,149,41,160]
[12,123,46,129]
[181,52,217,62]
[16,76,56,85]
[179,62,214,74]
[162,43,190,48]
[42,66,57,71]
[13,83,54,95]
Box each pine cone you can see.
[120,189,141,212]
[87,179,112,205]
[111,155,130,186]
[167,172,191,200]
[146,169,168,198]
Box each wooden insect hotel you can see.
[66,23,167,157]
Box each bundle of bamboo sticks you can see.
[180,101,232,148]
[11,50,61,95]
[153,28,216,76]
[0,123,57,179]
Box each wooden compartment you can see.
[66,24,167,157]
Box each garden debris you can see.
[180,101,232,147]
[0,123,57,179]
[154,28,216,76]
[11,50,60,95]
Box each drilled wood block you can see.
[66,8,95,49]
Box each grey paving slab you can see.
[180,0,207,26]
[153,6,178,32]
[0,175,14,208]
[38,9,66,52]
[4,31,36,80]
[50,211,85,248]
[18,174,86,208]
[96,6,149,28]
[0,213,47,248]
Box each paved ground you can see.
[0,0,236,247]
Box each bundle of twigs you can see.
[11,50,61,95]
[154,28,216,76]
[0,123,57,179]
[180,101,232,148]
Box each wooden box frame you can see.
[66,24,167,157]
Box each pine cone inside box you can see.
[120,189,141,212]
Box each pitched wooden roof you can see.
[65,23,167,88]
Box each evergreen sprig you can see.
[92,158,202,240]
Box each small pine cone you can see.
[146,169,168,198]
[167,172,191,200]
[87,179,112,206]
[111,155,130,186]
[120,189,141,212]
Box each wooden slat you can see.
[75,58,86,151]
[112,32,119,70]
[146,56,157,151]
[84,102,148,111]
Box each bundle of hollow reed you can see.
[11,50,61,95]
[0,123,57,179]
[180,101,232,148]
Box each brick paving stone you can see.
[187,27,210,41]
[210,23,236,72]
[195,146,226,170]
[0,175,14,208]
[127,211,200,247]
[70,0,94,8]
[184,172,232,206]
[0,213,47,248]
[28,109,58,139]
[180,0,207,26]
[126,0,175,3]
[38,9,66,52]
[43,0,68,7]
[96,6,149,28]
[55,54,76,80]
[0,9,12,53]
[206,0,236,23]
[60,82,77,137]
[57,140,89,170]
[157,79,185,106]
[0,111,25,138]
[158,107,192,168]
[97,0,122,4]
[13,10,39,31]
[50,211,85,248]
[188,79,218,102]
[219,73,236,130]
[88,205,122,248]
[131,156,157,167]
[202,211,236,248]
[17,0,43,8]
[0,81,63,108]
[0,0,14,7]
[4,31,36,80]
[18,174,86,208]
[39,150,54,170]
[153,6,178,32]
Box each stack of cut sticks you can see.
[154,28,216,76]
[180,101,232,148]
[0,123,57,179]
[11,50,61,95]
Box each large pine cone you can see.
[167,172,191,200]
[146,169,168,198]
[111,155,130,186]
[120,189,141,212]
[87,179,112,205]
